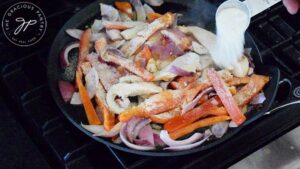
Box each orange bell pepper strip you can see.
[119,106,150,122]
[207,69,246,126]
[95,95,115,131]
[78,29,91,65]
[227,76,251,86]
[76,69,101,125]
[115,1,133,18]
[164,100,227,133]
[150,108,181,124]
[147,12,162,22]
[233,74,270,107]
[169,116,231,140]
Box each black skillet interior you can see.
[47,0,280,156]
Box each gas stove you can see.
[0,0,300,169]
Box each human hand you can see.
[283,0,299,14]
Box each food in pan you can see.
[58,0,269,151]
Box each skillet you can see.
[47,0,280,156]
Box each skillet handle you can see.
[264,78,300,116]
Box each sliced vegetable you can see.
[182,87,213,114]
[103,48,154,81]
[85,67,99,98]
[66,29,83,39]
[150,39,183,60]
[130,0,146,21]
[106,82,162,113]
[70,92,82,105]
[120,24,147,40]
[207,69,246,126]
[119,87,201,122]
[106,29,122,41]
[78,29,91,65]
[121,12,175,56]
[160,130,203,147]
[143,4,154,14]
[95,94,115,131]
[135,124,155,146]
[164,100,228,133]
[66,29,105,42]
[250,92,266,105]
[169,65,193,77]
[155,52,200,81]
[150,108,181,124]
[81,122,123,137]
[103,21,145,30]
[132,118,151,139]
[58,80,75,102]
[119,106,150,122]
[126,117,144,142]
[91,19,104,33]
[164,132,211,151]
[161,29,191,51]
[234,74,270,107]
[76,69,101,125]
[115,1,133,17]
[120,123,155,150]
[100,3,120,21]
[211,121,229,138]
[169,115,230,140]
[60,42,79,67]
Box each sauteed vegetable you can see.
[58,0,269,151]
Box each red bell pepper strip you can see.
[207,69,246,126]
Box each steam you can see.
[178,0,218,31]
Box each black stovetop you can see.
[1,0,300,169]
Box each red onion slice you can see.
[137,125,155,146]
[160,130,203,147]
[126,117,144,142]
[153,133,165,146]
[211,121,229,138]
[250,92,266,105]
[120,123,155,150]
[164,132,211,151]
[58,80,75,102]
[182,87,214,114]
[144,0,164,6]
[169,65,193,76]
[132,119,151,139]
[60,42,79,67]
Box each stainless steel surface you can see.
[230,127,300,169]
